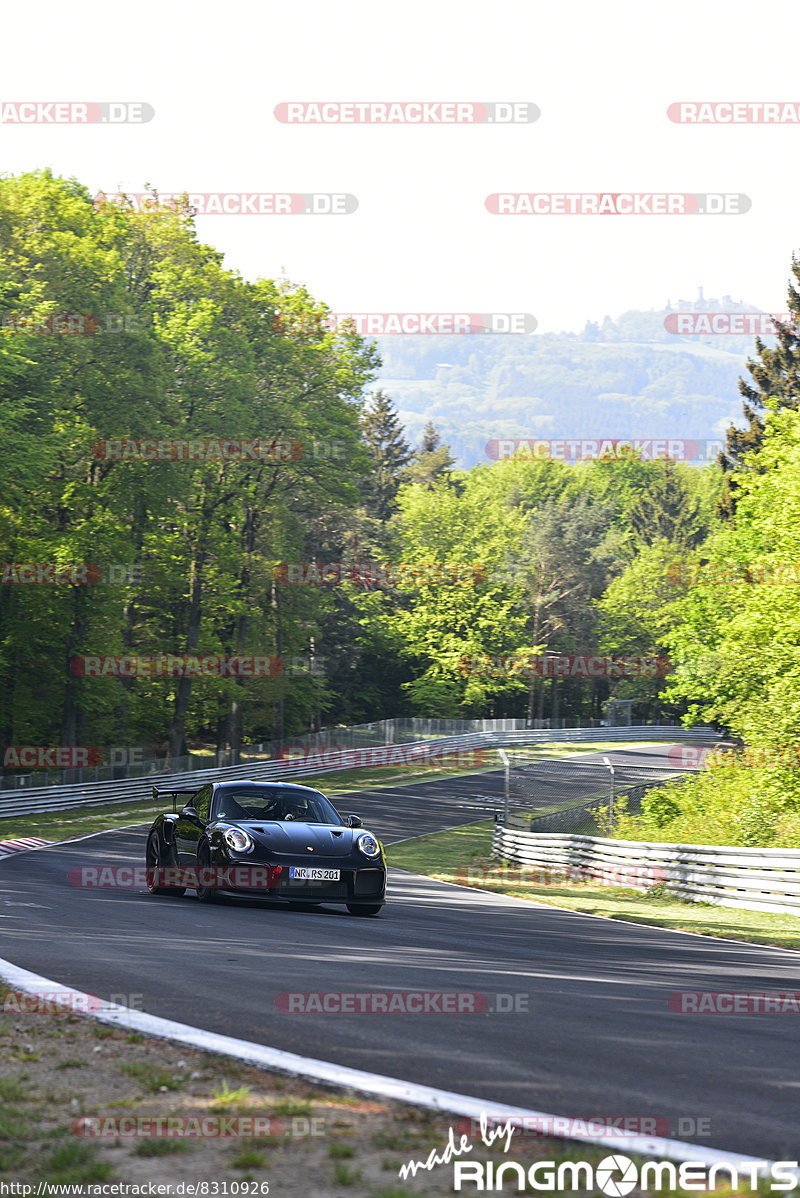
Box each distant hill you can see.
[371,295,771,468]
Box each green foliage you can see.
[613,760,800,848]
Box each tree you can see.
[718,256,800,518]
[402,420,458,489]
[624,459,705,549]
[665,405,800,743]
[509,493,617,722]
[358,390,413,521]
[0,173,379,766]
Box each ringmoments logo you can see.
[398,1113,799,1192]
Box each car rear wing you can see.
[152,786,201,813]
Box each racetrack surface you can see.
[1,743,796,1161]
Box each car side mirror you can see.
[346,814,362,828]
[180,805,200,819]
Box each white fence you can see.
[492,824,800,915]
[0,725,719,818]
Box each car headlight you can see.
[224,827,254,853]
[357,833,381,859]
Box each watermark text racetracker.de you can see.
[273,745,489,770]
[486,438,722,463]
[69,864,285,891]
[455,1113,712,1141]
[92,438,307,462]
[2,989,143,1014]
[668,101,800,123]
[274,101,540,123]
[70,654,284,678]
[485,192,750,215]
[0,101,154,123]
[669,744,800,770]
[1,563,141,585]
[274,562,486,586]
[272,312,536,335]
[457,652,670,678]
[73,1114,324,1139]
[95,191,357,215]
[1,312,145,335]
[454,863,670,890]
[665,311,798,335]
[670,991,800,1014]
[667,561,800,585]
[275,991,530,1014]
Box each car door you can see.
[175,785,212,867]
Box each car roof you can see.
[212,780,322,794]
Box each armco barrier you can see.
[492,824,800,915]
[0,726,719,819]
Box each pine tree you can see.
[624,460,704,548]
[718,258,800,518]
[420,420,440,453]
[403,421,458,489]
[359,390,413,521]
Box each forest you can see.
[2,171,800,792]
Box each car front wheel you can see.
[195,843,221,904]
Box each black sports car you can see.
[145,779,386,916]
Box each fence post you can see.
[603,755,616,832]
[498,748,511,823]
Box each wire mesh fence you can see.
[501,755,702,835]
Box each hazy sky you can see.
[3,0,799,333]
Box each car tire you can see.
[195,843,221,904]
[146,833,186,897]
[346,903,383,917]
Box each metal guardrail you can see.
[492,824,800,915]
[0,725,719,819]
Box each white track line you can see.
[0,955,781,1173]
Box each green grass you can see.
[121,1063,184,1093]
[387,821,800,951]
[332,1160,362,1185]
[270,1098,312,1117]
[232,1149,267,1169]
[133,1139,191,1157]
[329,1142,355,1159]
[34,1142,114,1185]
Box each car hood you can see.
[238,821,364,858]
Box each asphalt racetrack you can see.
[0,744,796,1160]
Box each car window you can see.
[213,787,342,825]
[194,786,212,820]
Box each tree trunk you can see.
[61,588,89,746]
[166,504,212,767]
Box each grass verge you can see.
[387,821,800,952]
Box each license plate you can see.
[289,867,340,881]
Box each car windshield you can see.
[213,787,343,826]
